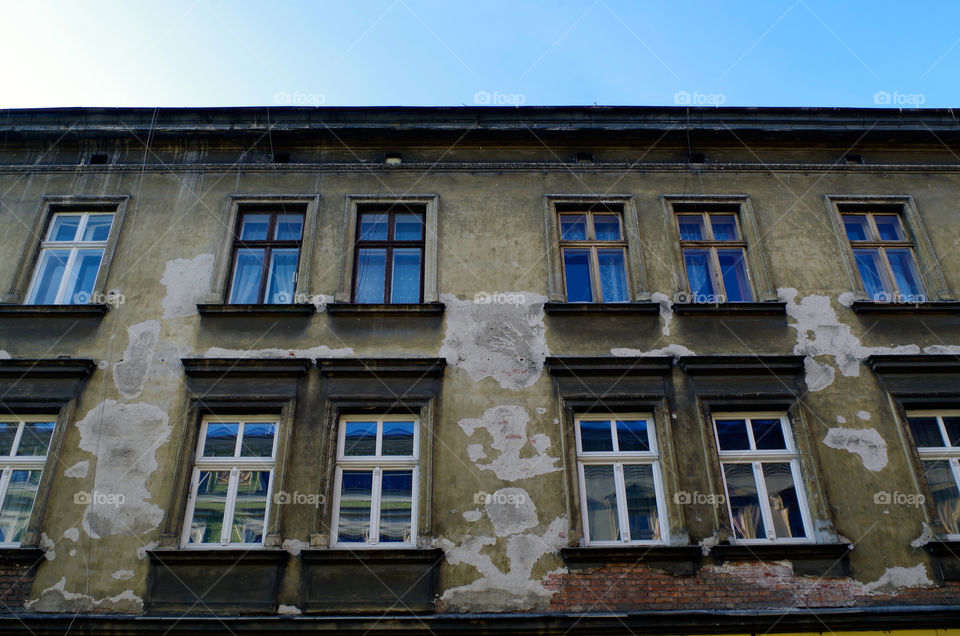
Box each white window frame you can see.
[713,412,813,544]
[0,416,55,548]
[574,413,668,545]
[181,415,278,549]
[330,414,420,549]
[25,211,114,305]
[906,409,960,540]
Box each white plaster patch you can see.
[611,344,696,357]
[856,410,872,421]
[159,254,214,319]
[278,604,303,615]
[837,292,856,307]
[485,488,537,537]
[204,344,354,359]
[111,570,135,581]
[309,294,333,312]
[27,577,143,613]
[459,406,559,481]
[63,528,80,542]
[112,320,161,399]
[463,510,483,522]
[823,427,888,471]
[39,533,55,561]
[803,357,835,392]
[0,350,10,359]
[466,444,486,462]
[535,407,546,415]
[281,539,309,556]
[910,523,936,549]
[836,415,847,424]
[651,291,674,336]
[69,549,76,557]
[860,564,932,594]
[136,541,158,560]
[924,345,960,354]
[439,292,549,391]
[64,460,89,479]
[75,400,171,538]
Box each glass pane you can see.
[16,421,55,457]
[391,248,422,303]
[0,423,19,455]
[710,215,739,241]
[240,423,275,457]
[751,419,787,451]
[924,460,960,535]
[274,214,303,240]
[28,249,70,304]
[579,420,613,452]
[189,471,229,544]
[623,464,659,541]
[239,214,270,240]
[944,417,960,447]
[48,215,81,242]
[597,249,628,302]
[359,213,389,240]
[203,423,239,457]
[909,417,945,448]
[583,464,619,542]
[886,249,924,299]
[265,249,299,303]
[394,213,423,240]
[81,214,114,241]
[337,471,373,542]
[874,215,904,241]
[762,463,806,538]
[853,249,891,300]
[382,421,414,456]
[678,215,706,241]
[560,214,588,240]
[593,214,621,240]
[563,249,593,302]
[683,249,715,300]
[379,470,413,543]
[228,249,265,304]
[64,250,104,304]
[723,463,764,540]
[717,249,753,302]
[0,470,41,544]
[354,248,386,303]
[842,214,871,241]
[343,421,377,456]
[715,419,750,451]
[616,420,650,452]
[231,470,269,544]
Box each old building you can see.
[0,105,958,633]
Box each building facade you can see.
[0,106,958,633]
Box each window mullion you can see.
[54,248,80,304]
[221,467,240,546]
[9,421,25,457]
[709,247,725,299]
[613,463,630,542]
[369,466,383,545]
[752,461,775,539]
[0,467,13,519]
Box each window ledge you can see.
[924,541,960,581]
[543,302,660,316]
[181,357,312,377]
[147,548,288,565]
[327,302,444,316]
[711,542,851,576]
[561,546,702,575]
[674,301,787,316]
[851,300,960,314]
[197,303,315,316]
[0,548,45,567]
[300,547,442,564]
[0,304,108,318]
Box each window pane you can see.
[48,215,81,242]
[354,248,386,303]
[0,423,19,456]
[710,215,739,241]
[717,249,753,302]
[29,249,70,304]
[678,215,706,241]
[715,419,750,450]
[265,249,299,303]
[853,249,891,300]
[391,248,422,303]
[723,463,764,540]
[751,419,787,451]
[231,470,269,544]
[924,460,960,535]
[683,249,715,299]
[64,249,104,304]
[579,420,613,452]
[842,215,871,241]
[616,420,650,452]
[597,249,628,302]
[359,213,389,240]
[909,417,945,448]
[583,464,619,542]
[240,423,275,458]
[0,470,41,544]
[886,249,924,299]
[379,470,413,543]
[81,214,114,241]
[382,421,414,456]
[229,249,265,304]
[203,423,239,457]
[16,421,55,457]
[343,421,377,456]
[560,214,588,240]
[593,214,621,240]
[762,463,806,538]
[944,417,960,447]
[874,215,904,241]
[394,213,423,240]
[274,214,303,240]
[562,249,593,302]
[337,471,373,542]
[623,464,660,541]
[239,214,270,240]
[189,471,229,544]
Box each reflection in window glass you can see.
[28,212,115,305]
[0,419,53,546]
[908,413,960,537]
[583,464,618,542]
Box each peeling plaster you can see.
[204,344,353,358]
[923,345,960,354]
[486,488,538,537]
[535,407,547,415]
[651,292,674,336]
[459,406,559,481]
[112,321,161,399]
[39,533,55,561]
[63,528,79,542]
[836,415,847,424]
[837,292,856,307]
[910,523,936,548]
[28,577,143,613]
[439,292,549,391]
[281,539,309,556]
[0,350,10,359]
[823,427,888,471]
[856,410,872,421]
[278,604,303,615]
[803,358,835,392]
[463,510,483,522]
[611,344,695,357]
[136,541,158,560]
[860,564,932,594]
[64,461,89,479]
[111,570,134,581]
[159,254,214,319]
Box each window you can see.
[353,208,425,303]
[574,414,667,544]
[559,211,629,302]
[0,418,54,546]
[331,415,418,547]
[677,210,753,303]
[713,414,811,542]
[182,416,278,547]
[25,212,114,305]
[227,211,304,304]
[907,411,960,537]
[841,210,926,302]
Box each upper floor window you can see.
[26,212,114,305]
[842,210,925,302]
[907,411,960,537]
[677,210,753,303]
[559,211,629,302]
[353,209,424,304]
[228,211,304,304]
[574,414,666,544]
[0,417,55,547]
[713,413,811,542]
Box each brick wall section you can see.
[0,563,40,613]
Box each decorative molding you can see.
[316,358,446,378]
[545,356,673,377]
[181,358,312,377]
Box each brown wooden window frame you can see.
[352,206,426,304]
[227,209,305,305]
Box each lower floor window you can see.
[0,418,55,546]
[907,411,960,537]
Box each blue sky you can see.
[1,0,956,108]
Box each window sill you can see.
[0,304,108,318]
[674,301,787,316]
[544,302,660,315]
[711,542,851,576]
[924,541,960,581]
[197,303,315,316]
[851,300,960,314]
[327,302,444,316]
[561,546,702,575]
